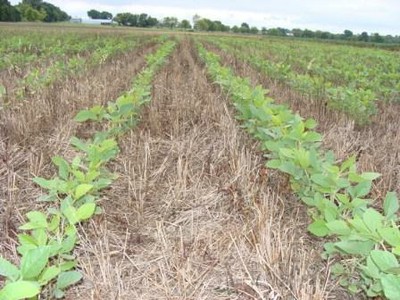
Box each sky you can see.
[9,0,400,35]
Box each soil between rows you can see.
[65,38,358,299]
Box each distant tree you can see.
[359,31,369,42]
[179,19,191,30]
[231,25,240,33]
[266,28,281,36]
[240,22,250,33]
[371,32,384,43]
[250,26,259,34]
[100,11,112,19]
[114,12,134,26]
[18,2,46,21]
[162,16,178,29]
[0,0,21,21]
[343,29,353,40]
[303,29,315,38]
[87,9,100,19]
[192,14,201,28]
[292,28,303,37]
[146,16,158,27]
[41,2,69,22]
[261,27,267,35]
[195,18,209,31]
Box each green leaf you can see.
[61,198,79,225]
[363,208,383,234]
[75,184,94,200]
[61,234,77,254]
[39,266,61,285]
[74,110,97,122]
[362,256,381,279]
[60,261,77,272]
[304,118,317,129]
[378,227,400,247]
[0,281,40,300]
[334,240,374,255]
[370,250,399,272]
[381,274,400,300]
[0,257,20,281]
[308,219,329,237]
[384,192,399,220]
[21,246,50,280]
[266,159,281,169]
[56,271,82,290]
[340,155,356,172]
[76,203,96,221]
[326,220,351,236]
[52,156,69,180]
[19,211,48,230]
[348,181,371,199]
[32,177,57,191]
[360,172,381,181]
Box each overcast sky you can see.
[10,0,400,35]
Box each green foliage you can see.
[197,41,399,299]
[0,39,176,299]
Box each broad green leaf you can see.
[54,288,65,299]
[266,159,281,169]
[340,155,356,172]
[74,110,97,122]
[0,257,20,281]
[75,184,94,200]
[381,274,400,300]
[360,172,381,181]
[21,246,50,280]
[348,181,371,199]
[61,198,79,225]
[362,256,381,279]
[334,240,374,255]
[384,192,399,220]
[32,177,57,191]
[378,227,400,247]
[39,266,61,285]
[70,136,88,152]
[76,203,96,221]
[56,271,82,290]
[52,156,69,180]
[19,211,48,230]
[303,131,322,142]
[326,220,351,236]
[363,208,383,234]
[370,250,398,272]
[32,228,47,246]
[304,118,317,129]
[61,234,77,254]
[308,219,329,237]
[0,281,40,300]
[49,215,61,232]
[60,261,77,272]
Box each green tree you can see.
[0,0,21,21]
[179,19,191,30]
[100,11,112,19]
[343,29,353,40]
[162,16,178,29]
[359,31,369,42]
[250,26,259,34]
[18,3,46,21]
[41,2,69,22]
[87,9,100,19]
[261,27,267,35]
[232,25,240,33]
[371,32,384,43]
[240,22,250,33]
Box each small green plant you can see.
[197,42,399,299]
[0,39,176,299]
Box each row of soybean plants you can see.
[197,42,400,299]
[8,34,159,101]
[220,36,400,103]
[0,39,176,300]
[204,36,399,125]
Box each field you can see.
[0,23,399,300]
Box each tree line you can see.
[1,2,398,44]
[0,0,69,22]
